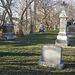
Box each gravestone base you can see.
[68,35,75,37]
[30,32,35,34]
[6,35,15,40]
[39,29,44,32]
[2,33,15,40]
[55,32,70,46]
[38,60,64,70]
[55,39,70,46]
[68,25,75,37]
[68,32,75,37]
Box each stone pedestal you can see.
[55,32,70,46]
[38,45,64,69]
[55,1,70,46]
[6,34,15,40]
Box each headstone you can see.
[68,25,75,37]
[39,22,44,32]
[54,25,56,30]
[38,45,64,69]
[55,1,70,46]
[46,27,48,31]
[2,23,15,40]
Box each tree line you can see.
[0,0,75,35]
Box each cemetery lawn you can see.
[0,30,75,75]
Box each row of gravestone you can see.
[1,1,75,70]
[38,1,75,70]
[1,21,75,40]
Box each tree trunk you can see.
[34,0,36,33]
[26,0,28,34]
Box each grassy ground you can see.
[0,30,75,75]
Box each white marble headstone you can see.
[38,45,64,69]
[41,45,62,64]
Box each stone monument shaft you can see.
[60,1,67,33]
[55,1,70,46]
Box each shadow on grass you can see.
[0,61,38,66]
[63,54,75,56]
[0,70,75,75]
[0,31,58,47]
[0,52,40,57]
[65,64,75,69]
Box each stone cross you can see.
[61,1,67,10]
[62,1,66,5]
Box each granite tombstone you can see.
[39,22,44,32]
[2,23,15,40]
[68,25,75,37]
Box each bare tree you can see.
[25,0,28,34]
[19,0,34,24]
[66,0,75,24]
[0,0,14,24]
[0,10,7,30]
[18,0,34,36]
[36,0,61,30]
[34,0,36,32]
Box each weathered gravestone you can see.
[2,23,15,40]
[39,22,44,32]
[46,27,48,31]
[68,25,75,37]
[38,45,64,69]
[55,1,70,46]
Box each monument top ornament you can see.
[59,1,68,18]
[61,1,67,8]
[61,1,67,11]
